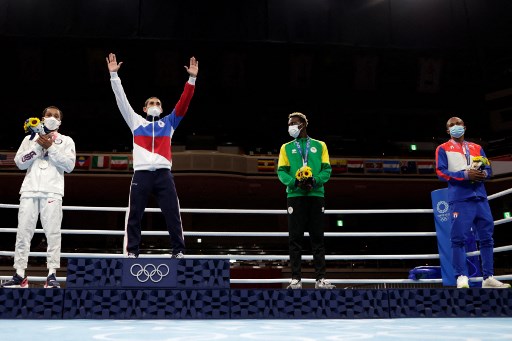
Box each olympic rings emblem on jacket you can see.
[130,263,170,283]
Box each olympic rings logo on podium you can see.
[130,263,170,283]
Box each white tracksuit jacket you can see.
[13,132,75,271]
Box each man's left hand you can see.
[297,177,315,191]
[36,134,53,149]
[185,56,199,77]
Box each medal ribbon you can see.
[294,137,310,167]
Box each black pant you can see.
[126,169,184,255]
[287,196,326,280]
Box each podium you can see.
[64,258,230,319]
[1,257,511,319]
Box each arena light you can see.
[336,219,343,227]
[410,144,417,151]
[504,212,511,219]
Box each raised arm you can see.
[106,53,143,131]
[184,56,199,77]
[106,53,123,73]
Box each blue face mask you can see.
[449,125,465,138]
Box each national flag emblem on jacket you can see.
[92,155,110,169]
[111,156,129,170]
[75,155,91,170]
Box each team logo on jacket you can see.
[54,138,62,144]
[310,147,317,153]
[435,200,449,222]
[292,149,297,154]
[158,121,165,127]
[436,201,449,214]
[22,151,36,162]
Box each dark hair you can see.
[42,106,63,120]
[144,97,162,108]
[289,112,308,126]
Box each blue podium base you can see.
[2,258,510,319]
[1,288,511,319]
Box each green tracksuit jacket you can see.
[277,137,332,198]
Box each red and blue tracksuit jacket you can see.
[435,139,491,203]
[110,71,195,170]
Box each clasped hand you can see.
[36,133,53,149]
[468,169,486,182]
[295,177,315,191]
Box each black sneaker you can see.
[1,273,29,288]
[44,274,60,288]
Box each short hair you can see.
[289,112,308,126]
[42,106,63,120]
[145,97,162,108]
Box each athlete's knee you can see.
[479,238,494,248]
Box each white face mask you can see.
[43,117,61,131]
[147,106,162,117]
[288,124,301,138]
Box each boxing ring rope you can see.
[1,187,512,285]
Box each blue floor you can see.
[2,318,512,340]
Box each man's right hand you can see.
[106,53,123,73]
[468,169,486,182]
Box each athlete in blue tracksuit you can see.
[435,116,510,288]
[106,53,198,258]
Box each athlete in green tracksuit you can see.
[277,112,335,290]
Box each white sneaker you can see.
[172,252,184,259]
[482,276,511,289]
[456,275,469,289]
[127,253,138,258]
[315,278,336,289]
[287,279,302,289]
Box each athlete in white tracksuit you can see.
[4,106,75,288]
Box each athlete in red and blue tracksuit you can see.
[435,117,494,282]
[107,53,198,257]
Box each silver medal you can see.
[39,160,49,169]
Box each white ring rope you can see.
[0,228,437,237]
[0,187,511,213]
[0,203,432,214]
[1,187,511,285]
[487,187,512,200]
[1,245,511,260]
[0,251,441,260]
